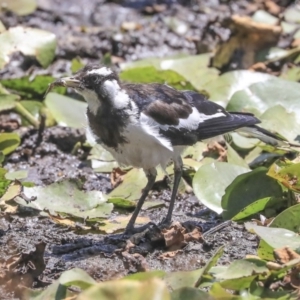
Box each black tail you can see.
[237,125,299,147]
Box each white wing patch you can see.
[140,107,226,132]
[87,67,112,76]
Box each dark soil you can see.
[0,0,273,298]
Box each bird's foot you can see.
[158,217,173,229]
[124,222,156,235]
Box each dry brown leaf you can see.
[158,250,183,259]
[274,247,300,264]
[110,167,127,188]
[204,141,227,162]
[212,15,281,69]
[184,227,203,243]
[122,251,149,272]
[0,242,46,297]
[162,222,186,250]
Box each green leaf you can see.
[0,0,37,16]
[59,268,96,290]
[270,203,300,232]
[164,268,204,291]
[257,239,275,261]
[107,169,146,208]
[71,57,85,73]
[280,65,300,82]
[125,270,165,281]
[227,78,300,118]
[222,167,284,220]
[120,66,195,90]
[1,75,64,98]
[195,245,224,287]
[267,160,300,192]
[0,26,56,68]
[0,132,20,155]
[246,223,300,253]
[90,144,118,173]
[226,142,249,168]
[0,168,10,197]
[99,215,150,234]
[158,54,219,91]
[193,162,249,214]
[5,170,28,180]
[260,105,300,142]
[44,92,87,128]
[77,279,170,300]
[205,70,274,107]
[121,54,219,92]
[0,94,19,112]
[171,287,213,300]
[209,282,242,299]
[232,197,285,221]
[15,180,113,220]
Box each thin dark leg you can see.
[125,168,157,233]
[164,156,183,223]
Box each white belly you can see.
[103,123,174,170]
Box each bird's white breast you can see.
[101,119,174,170]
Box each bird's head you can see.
[52,65,129,113]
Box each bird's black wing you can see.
[123,83,260,146]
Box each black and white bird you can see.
[48,64,289,233]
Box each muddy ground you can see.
[0,0,279,298]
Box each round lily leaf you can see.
[171,288,212,300]
[260,105,300,142]
[108,169,147,208]
[226,142,249,169]
[193,162,250,214]
[1,75,64,98]
[45,92,87,128]
[121,54,219,92]
[164,268,204,291]
[246,223,300,252]
[221,167,283,220]
[205,70,274,107]
[0,132,21,155]
[77,279,170,300]
[15,180,113,220]
[0,0,37,16]
[232,196,285,221]
[120,66,194,90]
[159,54,219,91]
[227,77,300,117]
[0,94,19,112]
[0,26,56,68]
[270,203,300,232]
[214,258,269,290]
[59,268,96,290]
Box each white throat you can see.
[78,88,100,115]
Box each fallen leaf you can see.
[274,247,300,264]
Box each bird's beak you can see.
[59,77,81,88]
[45,76,81,98]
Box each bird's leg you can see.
[125,168,157,234]
[163,156,183,224]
